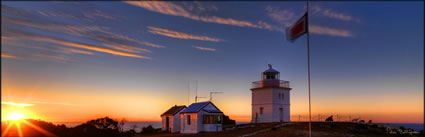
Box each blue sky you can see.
[1,1,423,123]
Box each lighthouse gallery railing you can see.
[251,80,290,89]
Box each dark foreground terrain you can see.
[138,122,423,137]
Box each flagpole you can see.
[306,0,312,137]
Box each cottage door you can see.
[166,117,169,131]
[279,108,283,122]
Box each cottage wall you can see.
[180,113,198,133]
[161,115,175,132]
[172,111,182,133]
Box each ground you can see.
[136,122,422,137]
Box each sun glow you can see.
[8,112,25,121]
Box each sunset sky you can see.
[1,1,423,124]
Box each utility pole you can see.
[188,81,190,105]
[298,115,301,121]
[336,115,338,121]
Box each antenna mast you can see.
[209,91,224,101]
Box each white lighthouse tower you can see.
[251,64,291,123]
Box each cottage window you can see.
[187,115,191,125]
[203,115,222,124]
[260,107,264,115]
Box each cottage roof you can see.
[161,105,186,116]
[181,101,222,113]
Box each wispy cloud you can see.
[2,5,161,60]
[1,52,20,59]
[2,101,34,107]
[4,27,151,59]
[35,54,69,62]
[310,25,353,37]
[265,6,296,26]
[30,101,87,106]
[148,26,223,42]
[58,47,94,55]
[192,46,216,51]
[310,5,358,22]
[2,14,162,50]
[264,5,354,38]
[2,101,86,107]
[126,1,283,32]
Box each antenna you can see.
[195,96,206,103]
[195,80,198,102]
[209,91,224,101]
[187,80,190,105]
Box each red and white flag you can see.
[286,12,308,41]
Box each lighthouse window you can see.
[260,107,264,115]
[187,115,191,125]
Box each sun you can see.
[8,112,25,121]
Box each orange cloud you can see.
[58,47,94,55]
[126,1,282,32]
[2,15,163,49]
[148,26,222,42]
[310,25,353,37]
[192,46,216,51]
[4,28,151,59]
[104,44,152,53]
[2,101,34,107]
[1,52,20,59]
[37,37,151,59]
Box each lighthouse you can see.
[251,64,291,123]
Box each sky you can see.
[1,1,423,123]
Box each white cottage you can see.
[251,64,292,123]
[180,101,223,133]
[161,105,186,133]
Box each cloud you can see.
[29,101,87,106]
[310,5,357,22]
[265,6,296,26]
[310,25,353,37]
[2,101,34,107]
[58,47,94,55]
[192,46,216,51]
[147,26,223,42]
[35,54,69,61]
[125,1,283,32]
[2,101,86,106]
[1,52,20,59]
[264,6,354,38]
[4,27,151,59]
[2,5,162,60]
[2,14,163,50]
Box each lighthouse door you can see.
[279,108,283,122]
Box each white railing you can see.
[252,80,290,89]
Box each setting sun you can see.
[8,112,25,121]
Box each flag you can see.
[286,12,308,41]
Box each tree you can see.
[119,118,127,132]
[87,117,119,130]
[222,115,236,125]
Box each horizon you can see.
[1,1,424,125]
